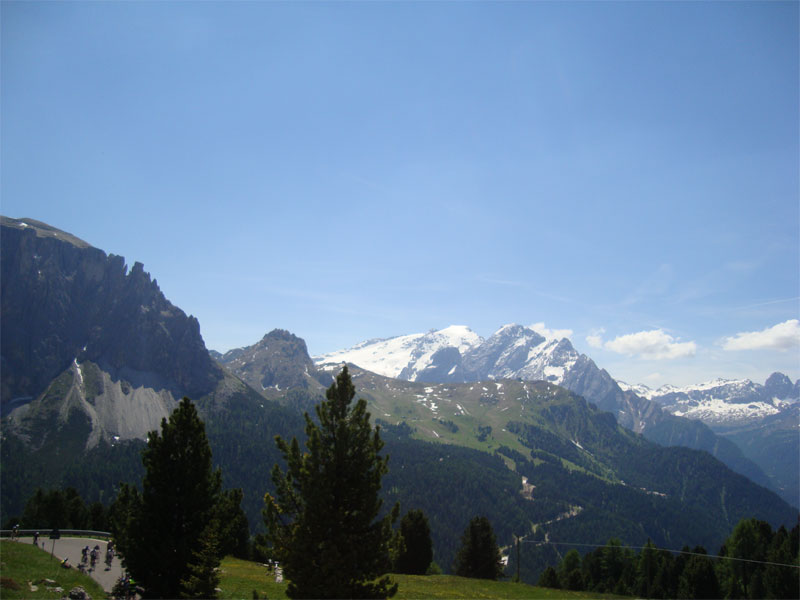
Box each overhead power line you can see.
[520,539,800,570]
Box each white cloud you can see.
[721,319,800,351]
[586,328,606,349]
[603,329,697,360]
[530,322,573,340]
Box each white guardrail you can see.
[1,529,112,539]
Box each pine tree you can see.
[537,566,560,589]
[115,397,222,599]
[180,526,222,599]
[558,549,584,591]
[676,546,719,600]
[264,366,398,599]
[214,488,250,559]
[453,516,504,580]
[394,509,433,575]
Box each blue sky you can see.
[2,1,798,387]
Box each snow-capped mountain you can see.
[315,325,482,383]
[316,323,676,434]
[315,324,689,431]
[618,373,800,427]
[314,324,582,387]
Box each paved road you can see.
[20,536,124,593]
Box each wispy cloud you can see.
[530,322,573,340]
[477,276,527,288]
[721,319,800,351]
[732,297,800,311]
[590,328,697,360]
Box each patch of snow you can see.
[669,397,780,424]
[73,359,84,387]
[543,365,565,381]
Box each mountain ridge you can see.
[312,323,785,500]
[2,216,796,583]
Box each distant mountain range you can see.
[619,373,799,427]
[315,326,798,426]
[312,324,799,504]
[2,215,797,581]
[618,373,799,506]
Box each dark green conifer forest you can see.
[539,519,799,599]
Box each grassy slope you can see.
[217,556,623,600]
[353,370,623,479]
[1,540,623,599]
[0,540,107,600]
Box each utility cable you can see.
[518,539,800,569]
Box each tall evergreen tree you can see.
[214,488,250,559]
[21,487,89,529]
[764,524,800,599]
[264,366,398,599]
[394,509,433,575]
[558,549,584,590]
[453,516,504,580]
[718,518,773,599]
[180,527,222,600]
[677,547,719,600]
[115,397,222,599]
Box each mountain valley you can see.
[313,323,796,504]
[1,216,797,582]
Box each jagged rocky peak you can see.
[220,329,313,364]
[1,216,220,405]
[216,328,320,396]
[631,371,799,429]
[458,324,534,379]
[764,372,796,399]
[261,328,311,354]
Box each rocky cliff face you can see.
[1,216,227,446]
[214,328,326,399]
[1,217,220,407]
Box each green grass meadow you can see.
[218,556,621,600]
[2,542,619,599]
[0,540,107,599]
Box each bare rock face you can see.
[1,217,220,409]
[215,328,323,398]
[1,217,225,446]
[764,372,796,400]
